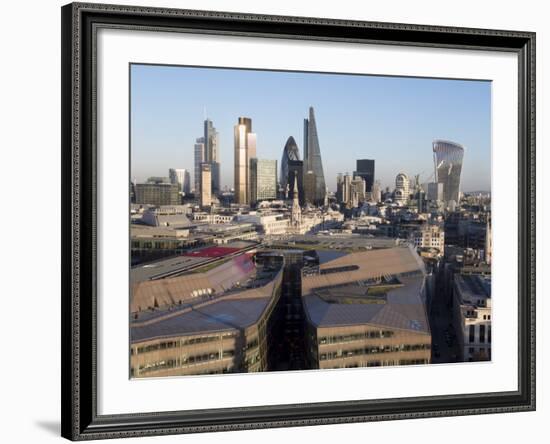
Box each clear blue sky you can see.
[130,64,491,192]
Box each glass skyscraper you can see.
[354,159,375,192]
[433,139,465,205]
[234,117,257,204]
[303,107,326,205]
[204,119,220,194]
[194,137,205,194]
[280,136,300,194]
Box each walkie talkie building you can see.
[432,140,465,205]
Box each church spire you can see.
[291,171,302,226]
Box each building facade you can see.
[354,159,375,192]
[250,158,278,204]
[204,119,221,193]
[413,225,445,254]
[234,117,257,204]
[433,139,465,206]
[194,137,205,194]
[135,180,180,206]
[303,106,326,205]
[200,163,212,207]
[169,168,191,195]
[280,136,300,194]
[302,247,432,369]
[452,273,492,361]
[131,257,284,377]
[394,172,410,204]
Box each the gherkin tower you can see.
[280,136,300,193]
[303,106,326,205]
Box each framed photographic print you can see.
[61,2,536,440]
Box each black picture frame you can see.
[61,2,536,440]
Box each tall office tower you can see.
[204,119,221,193]
[394,172,410,204]
[169,168,191,195]
[200,163,212,207]
[304,170,316,205]
[371,180,382,203]
[416,188,427,213]
[433,139,465,206]
[351,175,367,204]
[194,137,205,194]
[250,159,277,204]
[343,173,352,206]
[287,159,305,206]
[354,159,375,192]
[303,106,326,204]
[336,173,344,203]
[280,136,300,193]
[234,117,257,204]
[182,170,191,195]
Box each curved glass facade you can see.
[280,136,300,194]
[433,140,465,205]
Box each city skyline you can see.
[131,64,491,193]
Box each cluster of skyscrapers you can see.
[191,106,327,209]
[133,105,466,222]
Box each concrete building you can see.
[452,273,492,361]
[301,246,431,369]
[413,225,445,254]
[236,213,290,235]
[394,172,410,204]
[200,163,212,207]
[250,158,277,204]
[135,179,180,206]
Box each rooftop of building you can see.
[455,274,492,304]
[130,241,259,285]
[130,265,283,343]
[301,246,430,334]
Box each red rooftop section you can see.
[184,246,242,258]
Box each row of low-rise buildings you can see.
[130,243,432,377]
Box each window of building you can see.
[469,325,475,343]
[479,325,486,343]
[488,325,492,343]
